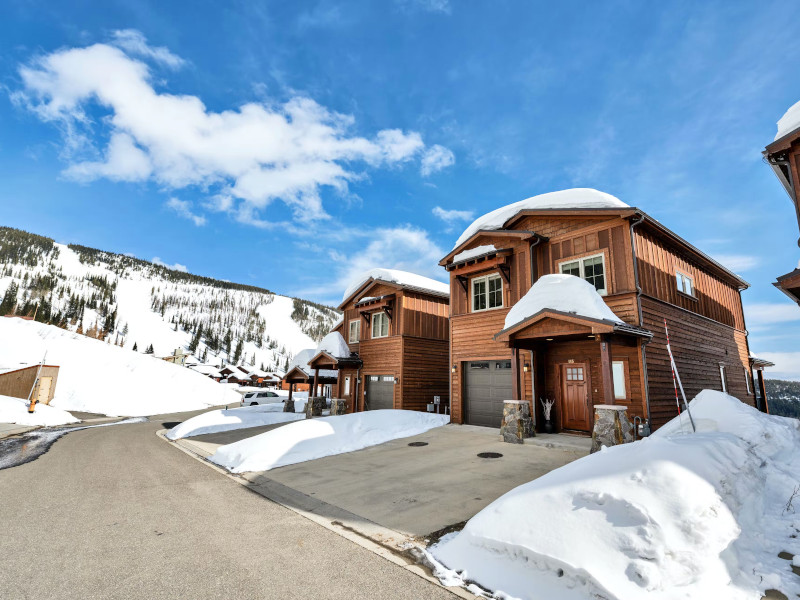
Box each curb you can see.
[156,429,473,599]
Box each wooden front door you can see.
[37,377,52,404]
[561,364,590,431]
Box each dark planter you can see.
[544,419,554,434]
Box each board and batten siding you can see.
[401,337,450,411]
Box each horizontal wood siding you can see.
[357,337,402,411]
[642,296,754,428]
[401,337,450,412]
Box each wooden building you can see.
[439,188,758,433]
[0,365,59,405]
[764,105,800,305]
[317,269,450,413]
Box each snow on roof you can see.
[453,188,629,249]
[775,99,800,141]
[316,331,351,359]
[453,244,497,263]
[342,268,449,303]
[503,274,623,331]
[285,348,337,379]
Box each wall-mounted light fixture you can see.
[545,338,553,341]
[451,364,457,373]
[394,376,400,384]
[523,362,530,372]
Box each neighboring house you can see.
[161,348,192,366]
[763,100,800,305]
[0,365,59,405]
[439,188,759,433]
[283,348,336,397]
[190,364,222,381]
[316,268,450,413]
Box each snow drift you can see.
[210,410,450,473]
[0,318,239,416]
[0,394,79,426]
[166,403,305,440]
[429,391,800,600]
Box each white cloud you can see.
[152,256,188,272]
[110,29,185,69]
[14,33,452,225]
[432,205,473,224]
[166,197,207,226]
[744,302,800,328]
[711,253,760,272]
[759,352,800,381]
[396,0,451,14]
[421,144,455,176]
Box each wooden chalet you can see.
[764,104,800,305]
[283,348,337,404]
[322,269,450,413]
[439,188,760,434]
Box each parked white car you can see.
[241,390,281,406]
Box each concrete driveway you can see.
[176,423,589,538]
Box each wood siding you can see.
[0,365,59,404]
[356,337,402,411]
[401,337,450,411]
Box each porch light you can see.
[523,362,530,372]
[394,377,400,384]
[451,364,457,373]
[545,338,553,341]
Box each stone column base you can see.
[283,398,295,413]
[501,400,534,444]
[591,405,633,453]
[306,396,325,418]
[330,398,347,416]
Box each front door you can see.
[37,377,52,404]
[561,364,590,431]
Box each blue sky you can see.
[1,0,799,378]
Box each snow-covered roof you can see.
[284,348,337,379]
[315,331,351,359]
[454,188,629,249]
[503,274,623,331]
[775,99,800,141]
[341,268,449,304]
[453,244,498,263]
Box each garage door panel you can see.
[366,375,394,410]
[465,360,511,428]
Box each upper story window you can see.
[348,319,360,343]
[371,312,389,338]
[676,270,694,297]
[559,253,607,295]
[472,273,503,312]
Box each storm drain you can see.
[408,441,429,447]
[477,452,503,459]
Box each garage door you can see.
[465,360,512,427]
[366,375,394,410]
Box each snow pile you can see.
[453,244,498,263]
[0,319,239,416]
[315,331,351,359]
[454,188,628,248]
[0,394,79,427]
[166,404,305,440]
[776,99,800,140]
[341,268,449,303]
[503,274,622,331]
[429,391,800,600]
[210,410,450,473]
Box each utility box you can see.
[0,365,60,405]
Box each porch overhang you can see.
[308,350,363,371]
[439,230,546,266]
[357,294,395,321]
[775,268,800,305]
[493,308,653,344]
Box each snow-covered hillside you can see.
[0,226,339,372]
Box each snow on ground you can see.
[255,295,317,355]
[0,394,79,426]
[776,99,800,140]
[342,268,449,303]
[503,274,623,331]
[210,410,450,473]
[0,318,239,416]
[454,188,628,248]
[166,403,305,440]
[428,391,800,600]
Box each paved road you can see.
[0,413,455,600]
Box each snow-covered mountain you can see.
[0,226,339,372]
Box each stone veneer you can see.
[590,405,633,453]
[306,396,326,418]
[501,400,534,444]
[330,398,347,416]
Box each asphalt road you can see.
[0,413,456,600]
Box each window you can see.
[348,319,360,343]
[676,271,694,297]
[344,376,351,395]
[612,361,627,400]
[565,367,584,381]
[470,361,490,370]
[559,253,607,295]
[371,312,389,338]
[719,365,727,392]
[472,273,503,312]
[495,361,511,369]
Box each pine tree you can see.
[0,282,18,315]
[233,339,243,364]
[189,324,203,353]
[132,342,138,352]
[145,343,154,355]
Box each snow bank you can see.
[342,268,449,303]
[776,99,800,140]
[454,188,628,248]
[315,331,351,359]
[210,410,450,473]
[0,394,79,427]
[503,274,623,331]
[0,319,239,417]
[166,404,305,440]
[453,244,497,263]
[429,391,800,600]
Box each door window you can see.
[565,367,584,381]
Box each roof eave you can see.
[439,230,546,266]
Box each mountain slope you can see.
[0,226,339,372]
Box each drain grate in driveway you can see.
[408,441,429,447]
[477,452,503,459]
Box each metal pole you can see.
[664,319,695,432]
[26,352,47,413]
